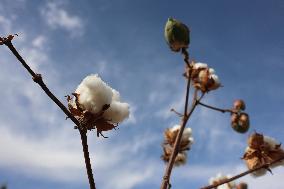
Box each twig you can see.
[197,101,236,114]
[2,37,96,189]
[160,48,202,189]
[200,156,284,189]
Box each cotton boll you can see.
[75,74,113,114]
[103,101,130,123]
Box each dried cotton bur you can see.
[209,173,248,189]
[230,99,250,133]
[67,74,130,137]
[161,125,194,166]
[242,132,284,177]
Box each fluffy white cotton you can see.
[194,62,208,69]
[75,74,130,124]
[103,101,130,123]
[170,125,193,145]
[211,74,220,85]
[111,89,121,101]
[75,74,113,114]
[209,68,215,74]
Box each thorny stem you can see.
[2,38,96,189]
[160,48,202,189]
[197,101,236,114]
[201,155,284,189]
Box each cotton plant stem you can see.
[2,39,96,189]
[160,48,198,189]
[201,155,284,189]
[197,101,236,114]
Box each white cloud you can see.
[41,2,84,37]
[32,35,46,49]
[0,15,12,34]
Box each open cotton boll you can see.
[103,101,130,123]
[194,62,208,69]
[75,74,113,114]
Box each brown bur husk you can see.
[242,132,284,176]
[189,65,220,93]
[67,93,117,137]
[161,127,192,166]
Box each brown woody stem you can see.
[197,101,236,114]
[200,156,284,189]
[160,48,203,189]
[3,38,96,189]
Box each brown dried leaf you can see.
[95,118,116,136]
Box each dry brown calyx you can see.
[67,93,117,138]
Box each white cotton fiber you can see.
[75,74,113,114]
[111,89,121,101]
[103,101,130,123]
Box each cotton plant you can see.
[1,15,284,189]
[160,17,284,189]
[67,74,130,137]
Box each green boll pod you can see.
[164,18,190,52]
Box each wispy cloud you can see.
[40,2,84,37]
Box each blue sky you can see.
[0,0,284,188]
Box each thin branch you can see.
[160,48,202,189]
[197,101,236,114]
[2,37,96,189]
[200,156,284,189]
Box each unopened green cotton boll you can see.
[164,18,190,52]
